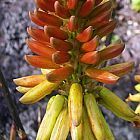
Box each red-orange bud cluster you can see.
[24,0,129,84]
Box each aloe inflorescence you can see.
[13,0,140,139]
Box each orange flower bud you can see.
[67,0,79,10]
[81,36,99,52]
[79,0,95,17]
[50,37,72,51]
[67,16,78,32]
[25,55,60,69]
[52,51,71,64]
[54,1,70,18]
[89,1,112,18]
[26,39,56,59]
[46,66,74,82]
[102,62,134,77]
[80,51,100,65]
[35,0,55,12]
[29,11,46,27]
[27,27,50,43]
[86,9,112,28]
[96,20,116,38]
[99,43,125,60]
[34,9,63,27]
[85,68,119,84]
[76,26,93,43]
[13,75,46,87]
[44,26,68,40]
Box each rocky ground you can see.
[0,0,140,139]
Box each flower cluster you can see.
[13,0,140,139]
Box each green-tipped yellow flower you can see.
[69,83,83,127]
[36,95,65,140]
[83,106,97,140]
[20,80,59,104]
[84,93,106,140]
[98,86,140,124]
[50,101,69,140]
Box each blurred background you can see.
[0,0,140,139]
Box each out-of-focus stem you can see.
[0,68,28,140]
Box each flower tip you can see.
[25,38,29,44]
[24,55,30,64]
[44,25,48,31]
[28,11,32,18]
[13,79,18,85]
[24,55,27,61]
[19,96,27,104]
[19,93,34,104]
[50,37,54,43]
[125,94,132,102]
[26,27,30,33]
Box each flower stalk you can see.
[0,68,28,140]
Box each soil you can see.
[0,0,140,139]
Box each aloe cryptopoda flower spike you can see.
[13,0,139,139]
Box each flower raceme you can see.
[13,0,140,139]
[13,0,134,104]
[25,0,128,85]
